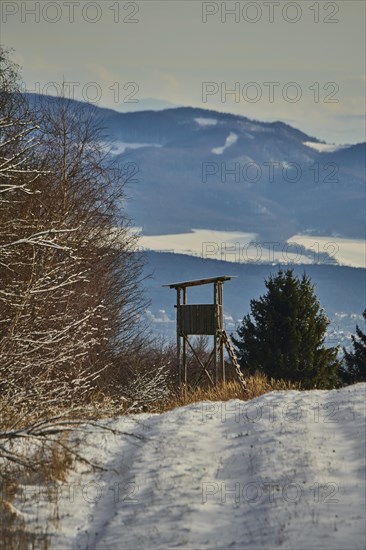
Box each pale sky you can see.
[1,0,365,143]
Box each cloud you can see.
[145,309,174,324]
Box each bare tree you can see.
[0,48,147,414]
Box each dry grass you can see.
[0,373,301,425]
[1,474,50,550]
[0,497,50,550]
[0,434,74,549]
[151,373,301,413]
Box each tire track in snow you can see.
[69,385,365,549]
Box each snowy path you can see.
[31,385,365,549]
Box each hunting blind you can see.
[163,276,246,391]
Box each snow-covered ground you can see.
[289,235,366,269]
[138,229,366,268]
[14,384,366,549]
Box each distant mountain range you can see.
[116,98,180,112]
[28,95,365,242]
[26,95,365,344]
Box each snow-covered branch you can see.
[0,228,78,250]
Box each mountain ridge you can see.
[26,94,366,241]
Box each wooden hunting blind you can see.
[163,276,247,391]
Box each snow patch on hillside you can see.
[212,132,238,154]
[195,117,218,127]
[138,229,365,268]
[290,234,366,269]
[303,142,348,153]
[107,141,163,155]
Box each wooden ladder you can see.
[218,330,247,391]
